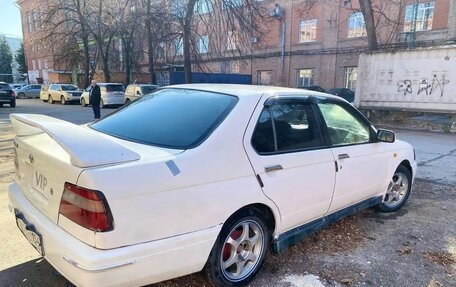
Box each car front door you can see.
[316,99,391,213]
[244,97,336,232]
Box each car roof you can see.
[168,84,341,101]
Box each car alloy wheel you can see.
[205,210,269,286]
[221,220,264,282]
[18,92,25,99]
[81,98,86,107]
[61,96,66,105]
[377,165,412,212]
[100,100,104,108]
[49,95,53,104]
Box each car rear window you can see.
[103,84,124,92]
[91,88,238,149]
[0,84,11,90]
[140,85,158,94]
[61,85,78,91]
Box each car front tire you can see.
[18,92,25,99]
[376,165,412,212]
[48,95,54,104]
[205,209,269,287]
[61,96,66,105]
[100,99,105,109]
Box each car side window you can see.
[318,102,370,146]
[251,100,323,154]
[251,108,275,153]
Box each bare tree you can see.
[359,0,377,50]
[40,0,95,86]
[169,0,272,83]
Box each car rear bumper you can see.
[102,97,125,105]
[0,97,14,103]
[8,182,220,287]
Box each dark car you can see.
[301,85,326,93]
[328,88,355,103]
[0,82,16,107]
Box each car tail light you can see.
[59,183,114,232]
[10,90,15,97]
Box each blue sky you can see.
[0,0,23,38]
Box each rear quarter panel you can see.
[75,94,281,249]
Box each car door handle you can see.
[338,153,350,160]
[264,164,283,172]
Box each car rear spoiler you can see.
[10,114,141,168]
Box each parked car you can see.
[0,82,15,107]
[124,84,159,103]
[328,88,355,103]
[9,84,416,287]
[46,84,82,104]
[39,85,49,101]
[9,83,26,90]
[14,84,42,99]
[300,85,326,93]
[80,83,125,108]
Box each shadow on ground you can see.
[0,258,71,287]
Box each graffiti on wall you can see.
[397,75,449,97]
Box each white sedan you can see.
[9,84,416,287]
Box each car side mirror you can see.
[377,129,395,143]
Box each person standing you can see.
[89,80,101,119]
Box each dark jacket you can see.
[90,85,101,105]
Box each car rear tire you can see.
[376,165,412,212]
[18,92,25,99]
[205,209,269,287]
[10,100,16,108]
[48,95,54,104]
[61,96,66,105]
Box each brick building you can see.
[188,0,454,90]
[17,0,455,89]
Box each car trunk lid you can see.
[10,114,142,224]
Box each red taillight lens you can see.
[10,90,15,97]
[59,183,113,232]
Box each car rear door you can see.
[315,99,391,213]
[244,96,336,232]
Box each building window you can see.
[344,67,358,91]
[198,35,209,54]
[257,70,272,85]
[195,0,212,14]
[223,0,243,9]
[230,61,240,73]
[299,19,317,43]
[175,38,183,55]
[227,31,239,50]
[27,12,33,32]
[33,9,40,31]
[44,59,49,69]
[171,0,186,18]
[348,12,366,38]
[404,1,435,32]
[297,69,314,87]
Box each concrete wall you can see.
[356,46,456,113]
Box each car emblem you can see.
[29,154,34,164]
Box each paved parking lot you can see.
[0,99,454,287]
